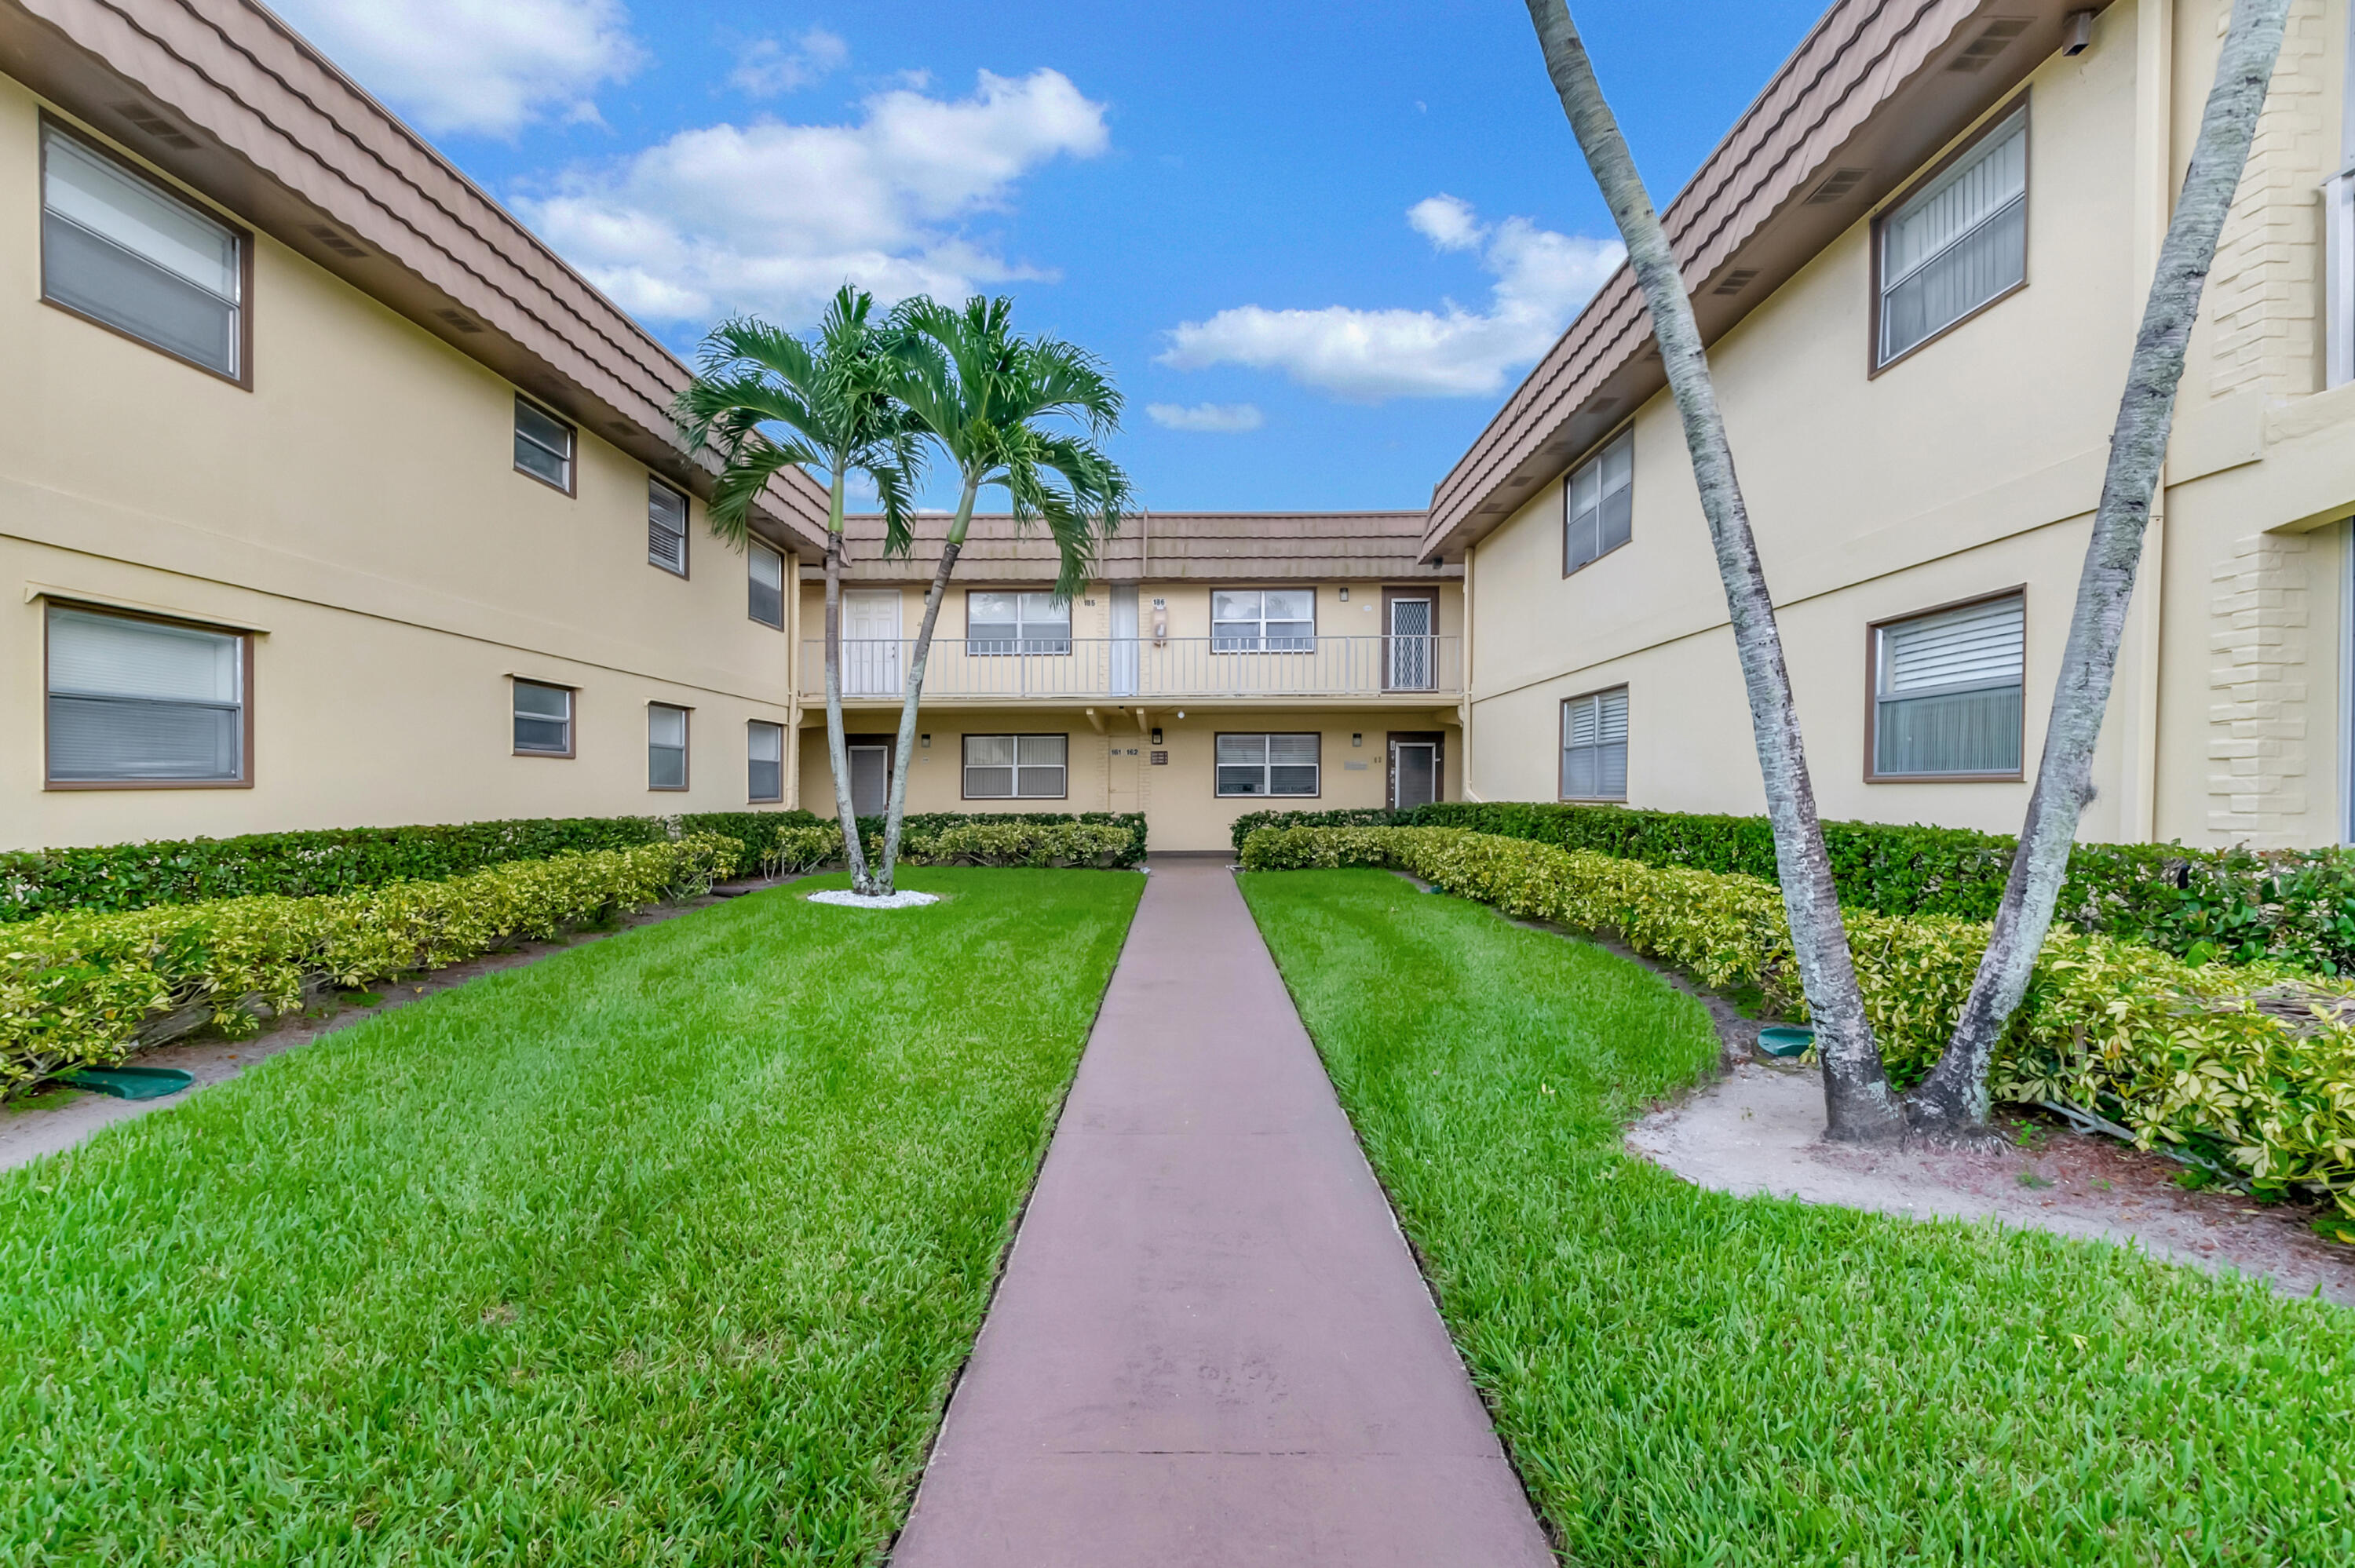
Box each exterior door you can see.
[842,590,902,695]
[847,735,893,817]
[1388,731,1444,810]
[1386,593,1435,691]
[1109,583,1138,696]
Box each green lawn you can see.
[0,868,1140,1566]
[1240,869,2355,1566]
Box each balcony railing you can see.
[801,636,1462,702]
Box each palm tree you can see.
[871,294,1132,894]
[1522,0,1901,1140]
[676,285,922,895]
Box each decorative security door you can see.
[1386,595,1434,691]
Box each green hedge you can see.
[852,811,1149,868]
[2,835,740,1096]
[1242,825,2355,1212]
[0,808,1145,923]
[1231,802,2355,975]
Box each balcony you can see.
[800,636,1462,706]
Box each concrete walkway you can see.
[890,859,1552,1567]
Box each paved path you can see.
[890,859,1552,1566]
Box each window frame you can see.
[1213,731,1323,799]
[647,702,692,792]
[511,676,576,759]
[42,599,255,791]
[1863,586,2028,784]
[1868,94,2031,377]
[1561,426,1634,578]
[747,718,786,804]
[960,732,1070,800]
[1210,587,1318,653]
[38,115,254,391]
[963,589,1073,656]
[1557,684,1629,804]
[748,539,786,629]
[648,478,689,577]
[513,395,577,495]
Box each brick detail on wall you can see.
[2203,0,2333,403]
[2207,531,2312,843]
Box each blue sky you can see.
[275,0,1825,512]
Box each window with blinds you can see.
[46,606,245,784]
[1564,430,1633,574]
[514,397,574,491]
[1872,594,2025,777]
[748,720,784,802]
[513,680,573,756]
[967,592,1072,655]
[42,126,243,378]
[648,480,688,575]
[1560,687,1628,800]
[1212,589,1315,651]
[1879,106,2027,364]
[749,542,784,628]
[1216,733,1320,797]
[648,704,689,789]
[962,734,1068,798]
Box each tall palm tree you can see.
[871,294,1132,894]
[677,285,922,895]
[1522,0,1901,1140]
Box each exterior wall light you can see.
[1352,732,1364,747]
[1150,727,1163,746]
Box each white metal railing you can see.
[801,635,1462,701]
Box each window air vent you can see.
[111,101,198,149]
[435,308,484,334]
[1947,16,2031,72]
[1712,268,1762,296]
[304,224,367,258]
[1804,167,1869,204]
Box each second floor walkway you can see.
[800,635,1463,706]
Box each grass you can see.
[1239,869,2355,1566]
[0,868,1141,1565]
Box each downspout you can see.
[784,541,801,809]
[1460,542,1481,800]
[2123,0,2176,842]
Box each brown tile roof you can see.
[3,0,827,552]
[823,511,1458,582]
[1422,0,2085,562]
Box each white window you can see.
[1561,687,1628,800]
[514,397,574,491]
[513,680,573,756]
[748,720,784,802]
[967,592,1071,655]
[1871,594,2025,778]
[46,605,245,784]
[42,125,243,379]
[648,480,688,575]
[1212,589,1315,651]
[749,542,784,629]
[1564,431,1633,574]
[648,704,689,790]
[1878,106,2027,365]
[963,734,1067,798]
[1216,733,1320,797]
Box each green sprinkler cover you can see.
[59,1066,195,1100]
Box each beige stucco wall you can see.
[2,84,802,850]
[1463,0,2355,848]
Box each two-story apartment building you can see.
[0,0,825,851]
[1425,0,2355,851]
[802,512,1463,851]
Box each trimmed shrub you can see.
[1242,825,2355,1212]
[2,835,738,1096]
[1232,801,2355,975]
[852,811,1149,869]
[905,820,1135,867]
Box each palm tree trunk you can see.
[1524,0,1902,1140]
[821,468,874,894]
[1903,0,2294,1133]
[878,472,982,892]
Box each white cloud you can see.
[1159,196,1624,401]
[1147,401,1265,433]
[729,28,849,97]
[523,68,1108,325]
[272,0,642,138]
